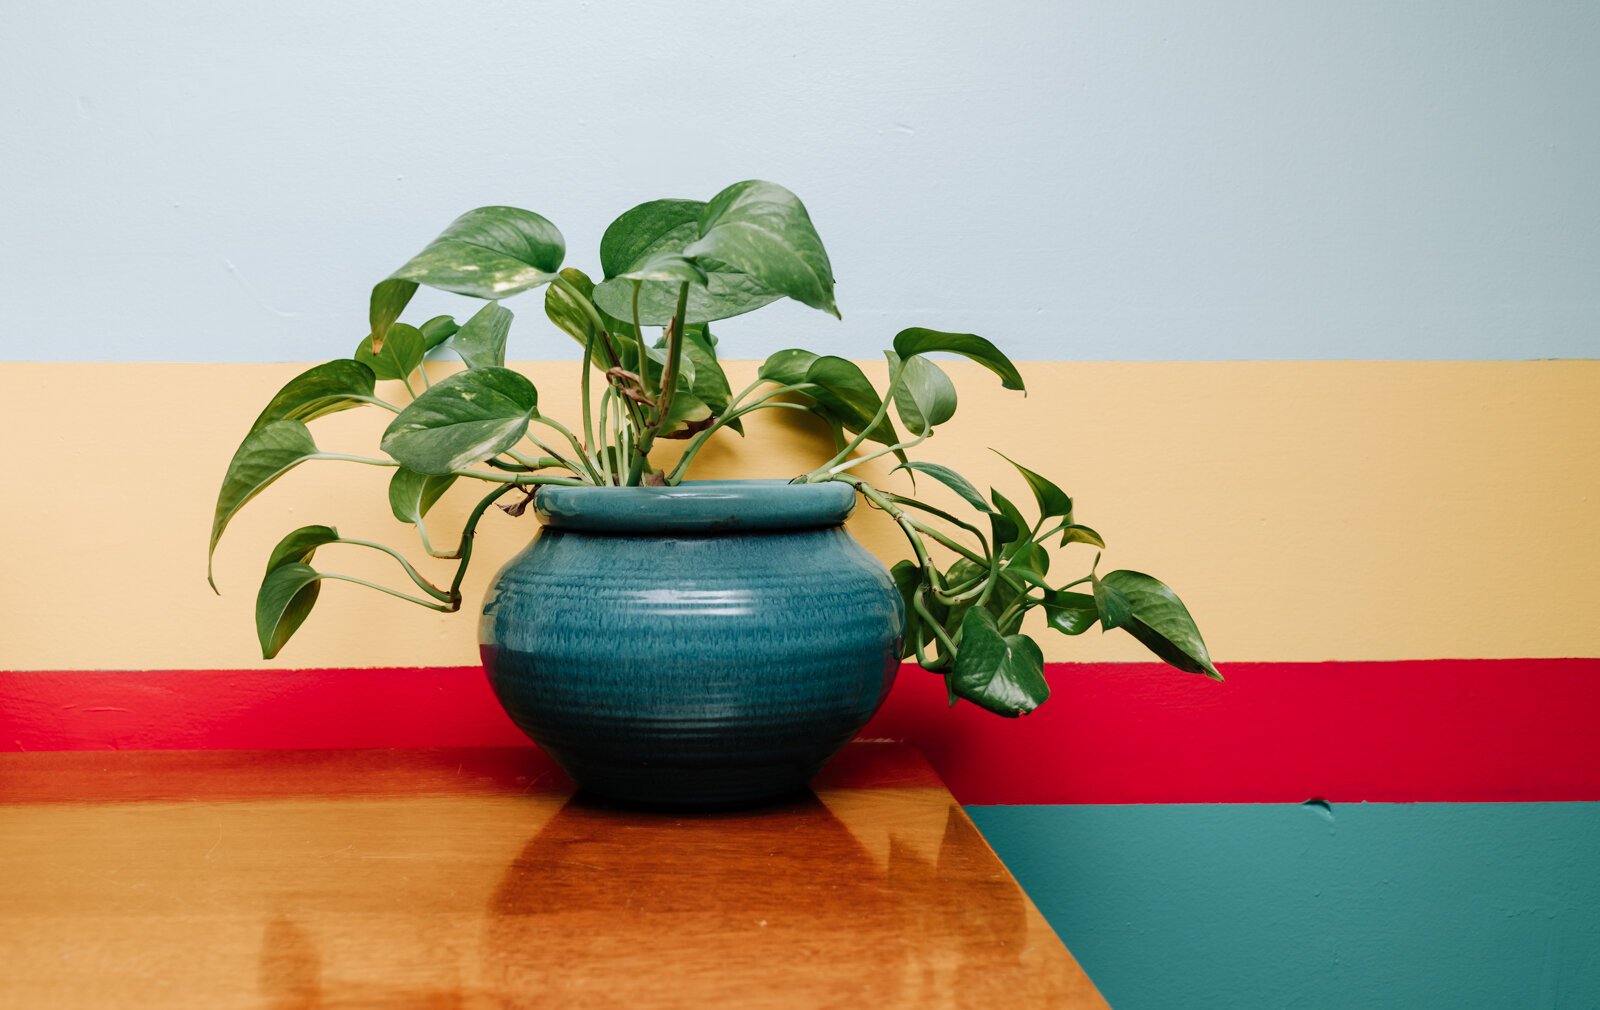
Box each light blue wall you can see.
[3,1,1597,362]
[970,802,1600,1009]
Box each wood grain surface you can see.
[0,743,1105,1009]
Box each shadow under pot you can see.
[479,479,905,809]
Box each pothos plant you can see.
[210,180,1219,717]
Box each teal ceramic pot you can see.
[479,480,904,808]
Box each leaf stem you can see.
[335,538,451,600]
[320,573,453,611]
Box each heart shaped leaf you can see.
[618,251,708,286]
[1093,577,1133,630]
[380,367,538,476]
[949,608,1049,717]
[757,347,820,385]
[890,352,957,434]
[370,206,565,346]
[1099,570,1221,680]
[250,360,376,433]
[452,301,513,370]
[388,468,456,524]
[892,327,1026,391]
[354,323,425,381]
[256,561,324,660]
[684,180,839,318]
[594,199,780,325]
[209,420,322,588]
[1060,524,1105,548]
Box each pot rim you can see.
[533,479,857,534]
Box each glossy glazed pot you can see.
[479,480,904,808]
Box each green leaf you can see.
[1042,590,1098,636]
[757,348,820,385]
[249,360,376,433]
[419,315,460,351]
[388,468,456,524]
[265,524,339,573]
[892,327,1026,391]
[594,198,780,325]
[372,206,565,345]
[1008,541,1051,578]
[681,328,735,418]
[997,452,1073,519]
[892,461,990,512]
[354,322,425,381]
[1093,577,1134,631]
[990,488,1028,548]
[452,301,513,370]
[683,180,838,317]
[255,562,323,660]
[885,351,957,436]
[618,252,708,286]
[380,367,538,476]
[1059,524,1106,548]
[368,278,418,352]
[209,420,321,588]
[949,609,1049,717]
[1099,570,1221,680]
[543,267,604,348]
[657,389,714,439]
[803,356,898,446]
[889,560,923,660]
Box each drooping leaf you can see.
[249,360,376,433]
[681,328,737,430]
[419,315,460,350]
[209,420,321,588]
[388,468,457,524]
[890,351,957,434]
[371,206,565,346]
[685,180,839,318]
[255,562,323,660]
[1059,524,1106,548]
[890,560,923,660]
[892,461,989,512]
[892,327,1026,391]
[997,452,1072,519]
[757,347,820,385]
[1042,590,1098,636]
[1099,570,1221,679]
[949,608,1049,717]
[803,356,898,446]
[594,198,780,325]
[656,389,714,439]
[354,323,425,381]
[380,367,538,476]
[452,301,513,370]
[265,525,340,573]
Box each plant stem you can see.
[626,282,689,485]
[336,538,451,600]
[816,359,904,472]
[580,330,596,457]
[321,573,453,611]
[353,395,402,414]
[532,415,601,483]
[312,453,398,468]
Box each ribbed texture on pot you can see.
[480,521,904,808]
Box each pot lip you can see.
[534,479,857,534]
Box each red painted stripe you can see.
[2,659,1596,804]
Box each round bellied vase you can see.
[478,479,905,808]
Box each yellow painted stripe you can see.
[0,361,1595,670]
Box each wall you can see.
[3,3,1599,1006]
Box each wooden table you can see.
[0,743,1106,1008]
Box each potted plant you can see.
[210,180,1219,807]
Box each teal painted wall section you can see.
[4,1,1598,362]
[968,803,1600,1008]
